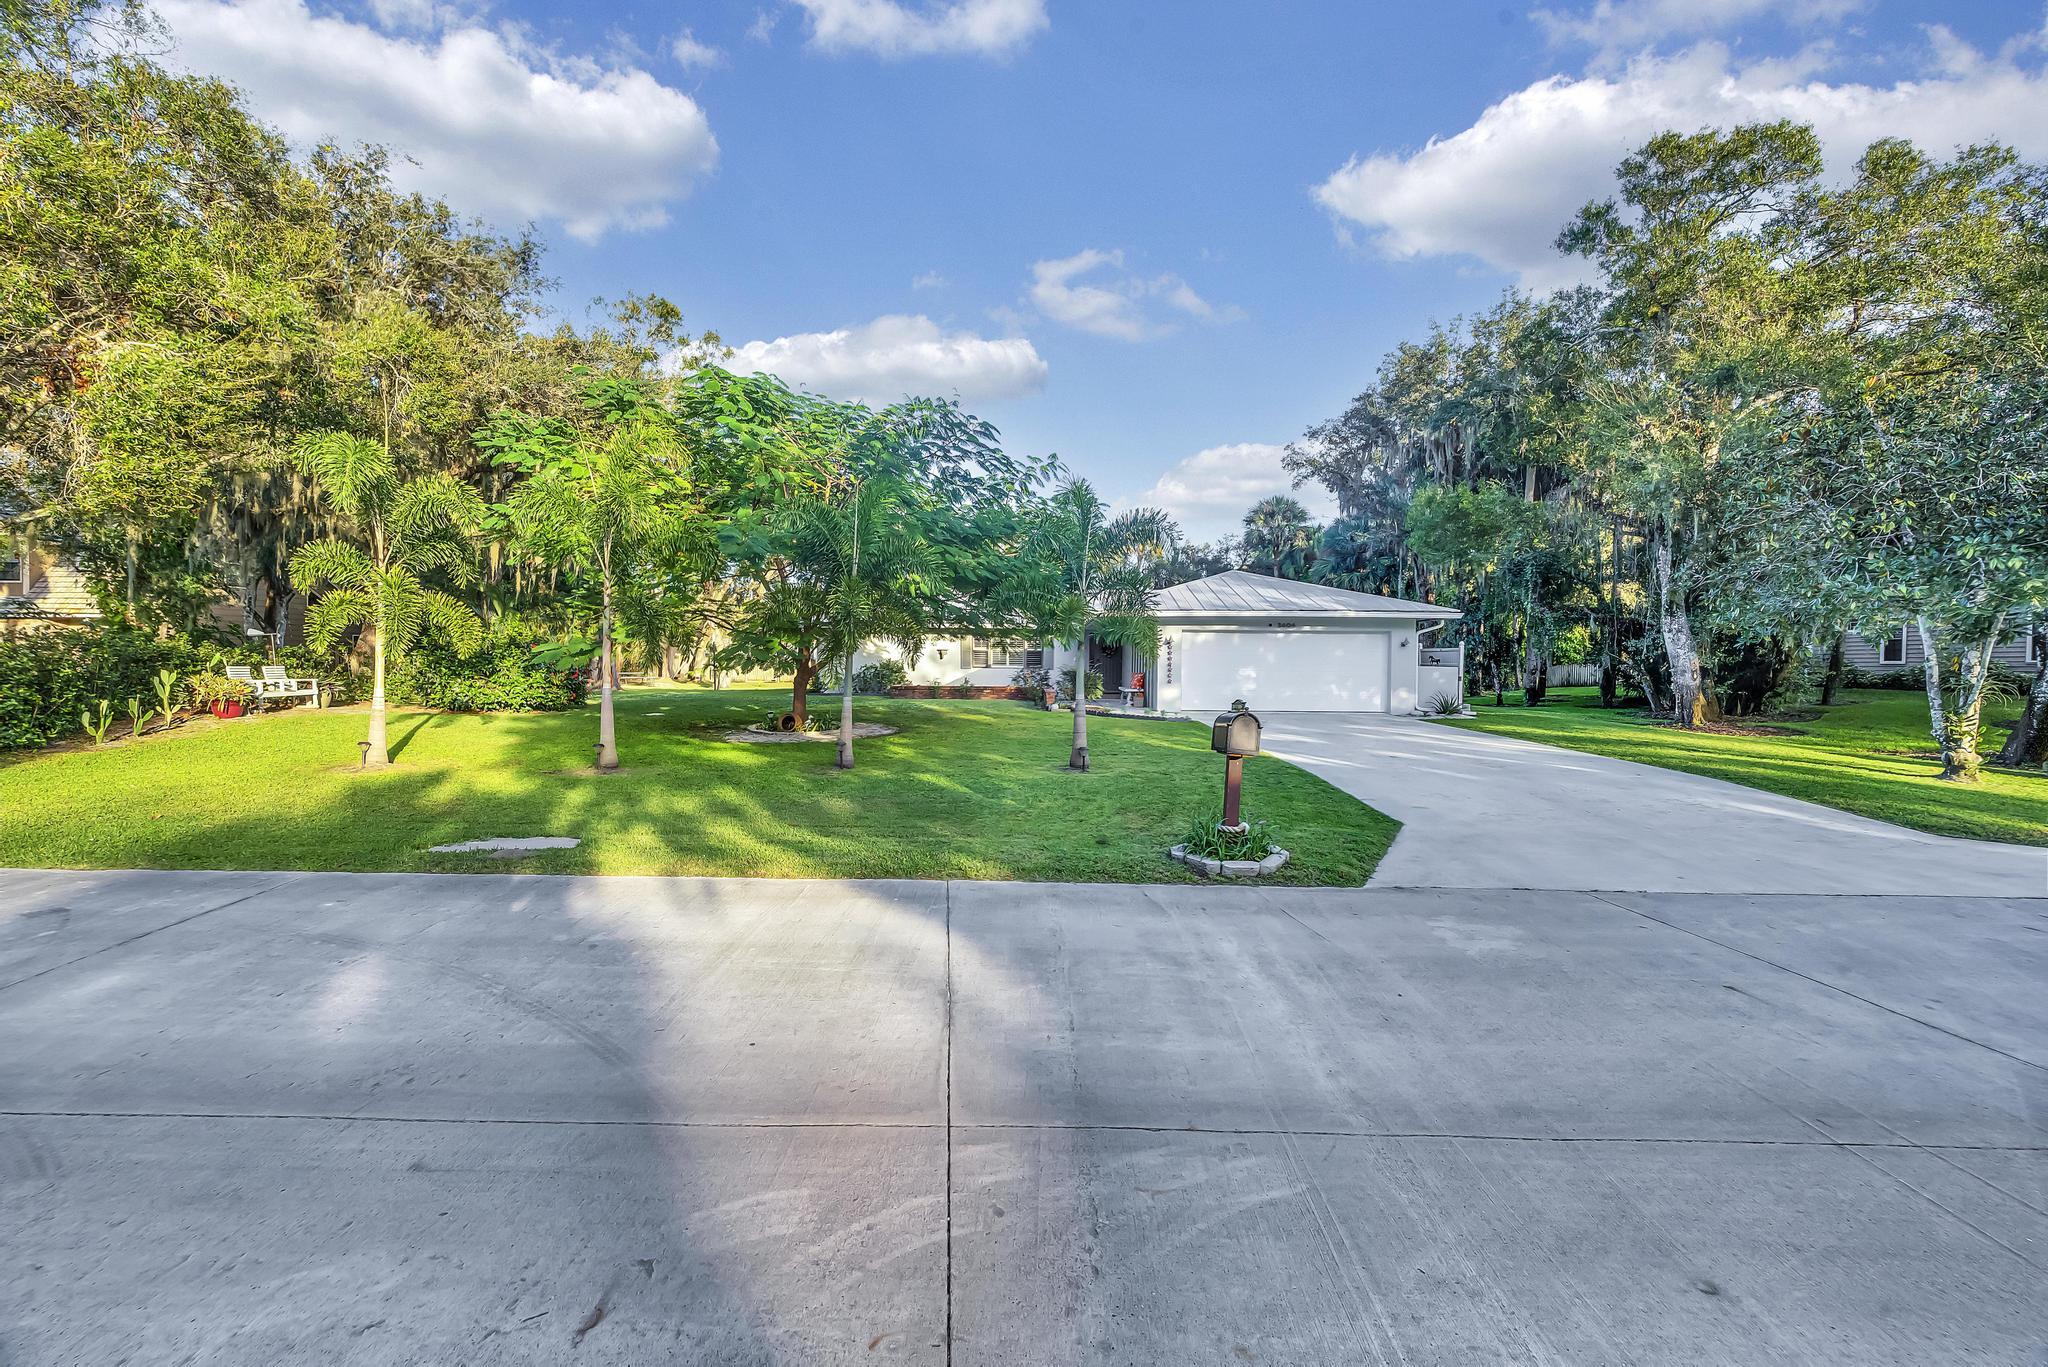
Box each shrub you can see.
[0,624,205,748]
[852,659,909,694]
[389,616,583,712]
[1015,672,1097,713]
[1422,690,1464,716]
[186,672,255,709]
[1551,623,1594,667]
[1179,812,1279,861]
[1838,663,2032,699]
[1014,664,1103,701]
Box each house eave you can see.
[1154,608,1463,622]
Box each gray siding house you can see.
[1833,620,2038,673]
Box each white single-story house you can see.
[858,570,1462,713]
[1147,571,1461,714]
[853,636,1079,693]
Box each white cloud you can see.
[1028,248,1229,342]
[1313,34,2048,288]
[728,314,1049,406]
[670,28,723,69]
[1533,0,1865,63]
[790,0,1046,58]
[912,269,948,290]
[154,0,719,242]
[1131,443,1336,544]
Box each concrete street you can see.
[2,867,2043,1364]
[1258,712,2048,895]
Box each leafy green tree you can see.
[1559,122,1822,727]
[1007,481,1167,770]
[1721,138,2046,776]
[1,0,331,622]
[1152,530,1237,587]
[717,392,1047,730]
[287,432,484,765]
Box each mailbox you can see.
[1210,708,1261,758]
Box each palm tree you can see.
[1014,480,1167,771]
[287,432,484,766]
[497,413,702,770]
[1240,495,1316,578]
[787,473,934,770]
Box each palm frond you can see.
[303,587,375,650]
[293,432,396,524]
[418,589,484,658]
[288,537,375,592]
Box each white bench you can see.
[228,664,323,708]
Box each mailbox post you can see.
[1209,704,1262,831]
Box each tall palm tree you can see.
[497,413,703,770]
[287,432,484,766]
[1240,495,1316,578]
[786,473,934,770]
[1013,480,1167,771]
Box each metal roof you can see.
[1151,570,1458,619]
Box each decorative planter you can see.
[1168,844,1291,879]
[209,700,246,719]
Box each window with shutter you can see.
[969,639,990,668]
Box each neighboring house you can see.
[1830,621,2038,673]
[0,532,102,629]
[857,636,1072,694]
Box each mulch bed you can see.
[724,723,899,744]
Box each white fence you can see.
[1417,645,1464,711]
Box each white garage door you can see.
[1177,630,1389,713]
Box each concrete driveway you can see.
[1257,712,2048,895]
[3,867,2044,1364]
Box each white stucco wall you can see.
[1416,666,1463,710]
[854,638,1062,689]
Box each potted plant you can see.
[187,672,254,719]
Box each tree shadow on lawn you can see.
[2,689,1390,883]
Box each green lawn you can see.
[1446,687,2048,847]
[0,687,1396,884]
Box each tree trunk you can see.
[1652,522,1704,726]
[1069,631,1090,771]
[1922,616,1998,782]
[124,526,139,622]
[1908,618,1957,778]
[790,657,814,729]
[365,622,389,766]
[1600,520,1620,708]
[596,579,619,770]
[836,651,855,770]
[1521,608,1544,706]
[1820,631,1848,707]
[1995,626,2048,768]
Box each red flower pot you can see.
[210,700,245,719]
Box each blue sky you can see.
[154,0,2048,539]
